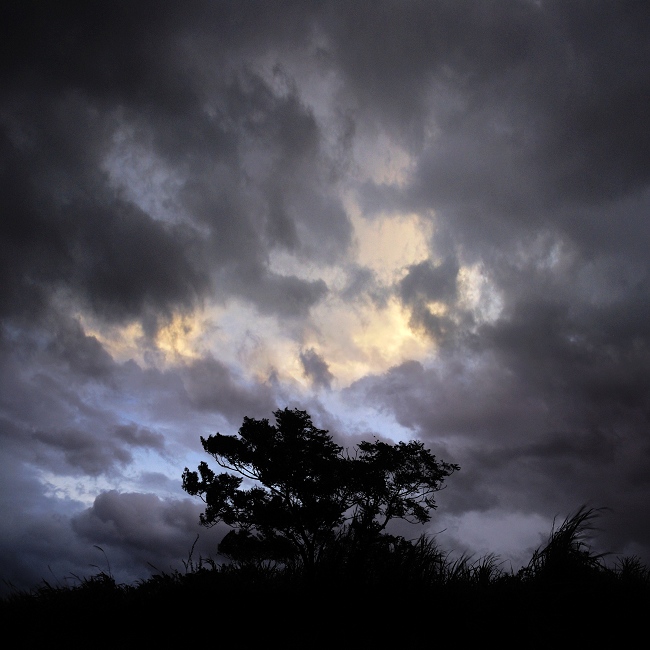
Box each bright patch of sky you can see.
[351,209,433,284]
[456,264,504,326]
[79,215,503,397]
[37,470,117,508]
[81,199,439,389]
[435,509,551,571]
[320,391,416,445]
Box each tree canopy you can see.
[182,408,459,575]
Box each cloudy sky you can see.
[2,0,650,593]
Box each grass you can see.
[1,506,648,645]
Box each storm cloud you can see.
[2,1,649,593]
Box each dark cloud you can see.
[71,491,220,569]
[300,348,334,390]
[0,454,89,595]
[232,269,329,319]
[398,258,461,340]
[325,0,546,148]
[45,319,116,380]
[337,1,650,565]
[0,320,167,477]
[0,94,209,326]
[114,424,165,451]
[181,355,276,421]
[31,427,133,476]
[351,1,650,261]
[0,1,349,329]
[348,297,650,556]
[0,482,221,596]
[73,202,208,325]
[0,506,91,595]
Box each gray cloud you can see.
[72,491,220,568]
[398,258,461,340]
[45,319,117,380]
[31,427,133,476]
[181,355,276,421]
[348,296,650,556]
[114,424,166,451]
[1,2,349,329]
[234,270,329,319]
[300,348,334,390]
[337,0,650,565]
[2,0,650,590]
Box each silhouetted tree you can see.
[182,408,459,577]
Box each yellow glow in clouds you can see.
[76,204,441,392]
[310,296,432,386]
[155,313,204,360]
[352,211,433,284]
[301,210,436,386]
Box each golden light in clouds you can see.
[78,317,147,365]
[352,210,434,284]
[79,259,501,391]
[297,208,437,385]
[155,313,207,360]
[78,264,501,398]
[71,68,492,391]
[425,301,449,318]
[93,118,441,384]
[208,294,434,389]
[76,207,443,389]
[310,295,433,385]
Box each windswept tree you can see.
[182,408,459,575]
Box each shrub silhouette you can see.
[182,407,459,578]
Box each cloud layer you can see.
[2,1,650,592]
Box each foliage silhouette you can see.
[182,407,460,577]
[519,505,609,587]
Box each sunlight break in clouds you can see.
[352,209,433,284]
[80,204,439,389]
[456,264,504,327]
[310,295,432,386]
[80,209,501,390]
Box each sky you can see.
[2,0,650,593]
